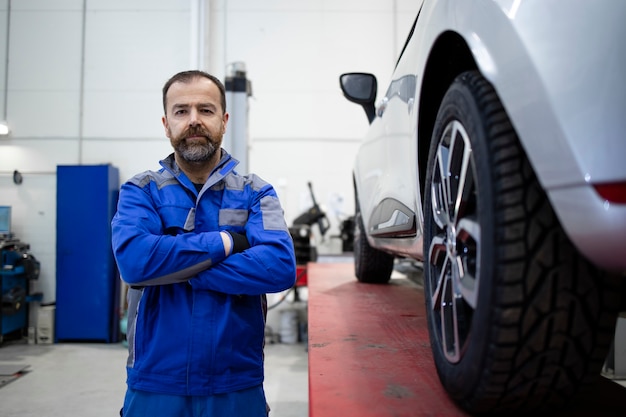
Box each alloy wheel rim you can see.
[428,120,480,363]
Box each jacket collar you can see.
[159,149,241,190]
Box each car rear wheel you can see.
[423,70,620,414]
[353,187,394,284]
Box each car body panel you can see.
[352,0,626,270]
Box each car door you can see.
[354,15,421,250]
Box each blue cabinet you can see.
[56,165,120,342]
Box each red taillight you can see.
[594,182,626,204]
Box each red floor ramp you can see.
[307,262,470,417]
[307,262,626,417]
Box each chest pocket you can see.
[158,205,195,235]
[219,208,248,227]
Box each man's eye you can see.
[174,109,187,115]
[201,108,214,114]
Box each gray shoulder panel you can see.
[128,170,179,190]
[261,195,288,231]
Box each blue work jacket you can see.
[111,150,296,396]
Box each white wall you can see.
[0,0,419,303]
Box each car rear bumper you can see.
[549,185,626,272]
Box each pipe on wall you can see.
[2,0,11,123]
[77,0,87,164]
[190,0,227,78]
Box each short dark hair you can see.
[162,70,226,114]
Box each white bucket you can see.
[279,308,299,344]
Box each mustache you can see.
[184,125,211,138]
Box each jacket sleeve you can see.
[189,187,297,295]
[111,181,229,286]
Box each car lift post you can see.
[223,62,252,174]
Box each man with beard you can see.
[111,70,296,417]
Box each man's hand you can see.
[220,231,250,256]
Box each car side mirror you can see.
[339,73,377,124]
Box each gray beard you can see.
[176,140,218,163]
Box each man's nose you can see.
[188,108,200,126]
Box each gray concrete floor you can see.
[0,339,308,417]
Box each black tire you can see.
[423,70,620,415]
[353,187,394,284]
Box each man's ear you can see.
[162,116,171,138]
[222,112,229,134]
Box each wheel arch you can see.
[417,32,477,207]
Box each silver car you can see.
[340,0,626,414]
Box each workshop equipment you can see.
[290,181,330,274]
[1,236,40,344]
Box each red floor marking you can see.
[307,262,470,417]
